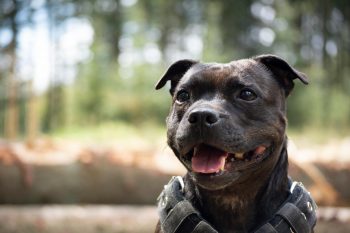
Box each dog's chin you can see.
[180,143,274,191]
[191,170,242,190]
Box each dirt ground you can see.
[0,205,349,233]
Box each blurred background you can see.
[0,0,350,232]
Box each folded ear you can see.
[155,59,197,95]
[253,54,308,96]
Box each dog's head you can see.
[156,55,308,190]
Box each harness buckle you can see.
[290,181,303,193]
[173,176,185,193]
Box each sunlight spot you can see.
[60,18,94,65]
[31,0,45,9]
[123,21,139,34]
[261,0,274,5]
[96,0,118,12]
[251,2,276,24]
[326,40,338,57]
[121,0,137,7]
[300,45,313,60]
[274,18,288,31]
[119,36,133,51]
[0,29,12,47]
[143,43,162,64]
[311,35,324,51]
[259,27,275,47]
[185,34,203,57]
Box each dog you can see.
[155,55,317,233]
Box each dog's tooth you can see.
[235,153,244,159]
[254,146,266,155]
[220,162,225,171]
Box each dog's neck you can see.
[184,143,290,233]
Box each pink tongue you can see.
[192,145,228,173]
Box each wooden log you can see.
[1,140,350,206]
[0,158,172,204]
[289,161,350,206]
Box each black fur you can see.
[155,55,308,233]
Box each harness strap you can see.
[158,176,317,233]
[158,176,218,233]
[192,221,218,233]
[276,203,310,233]
[162,200,218,233]
[253,180,317,233]
[162,201,198,232]
[254,223,278,233]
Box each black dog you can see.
[155,55,317,233]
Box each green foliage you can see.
[52,121,166,145]
[42,84,66,132]
[0,0,350,138]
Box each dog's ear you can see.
[155,59,197,95]
[254,54,308,96]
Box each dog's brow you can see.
[226,79,243,88]
[226,76,253,88]
[180,75,202,88]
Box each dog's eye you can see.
[239,89,257,101]
[176,90,190,103]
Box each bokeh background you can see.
[0,0,350,232]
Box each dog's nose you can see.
[188,109,219,126]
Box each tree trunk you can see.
[5,0,19,140]
[26,81,37,147]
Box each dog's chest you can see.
[191,189,259,232]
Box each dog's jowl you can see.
[155,55,317,233]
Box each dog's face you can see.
[156,55,308,191]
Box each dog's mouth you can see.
[182,143,271,175]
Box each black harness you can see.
[157,176,317,233]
